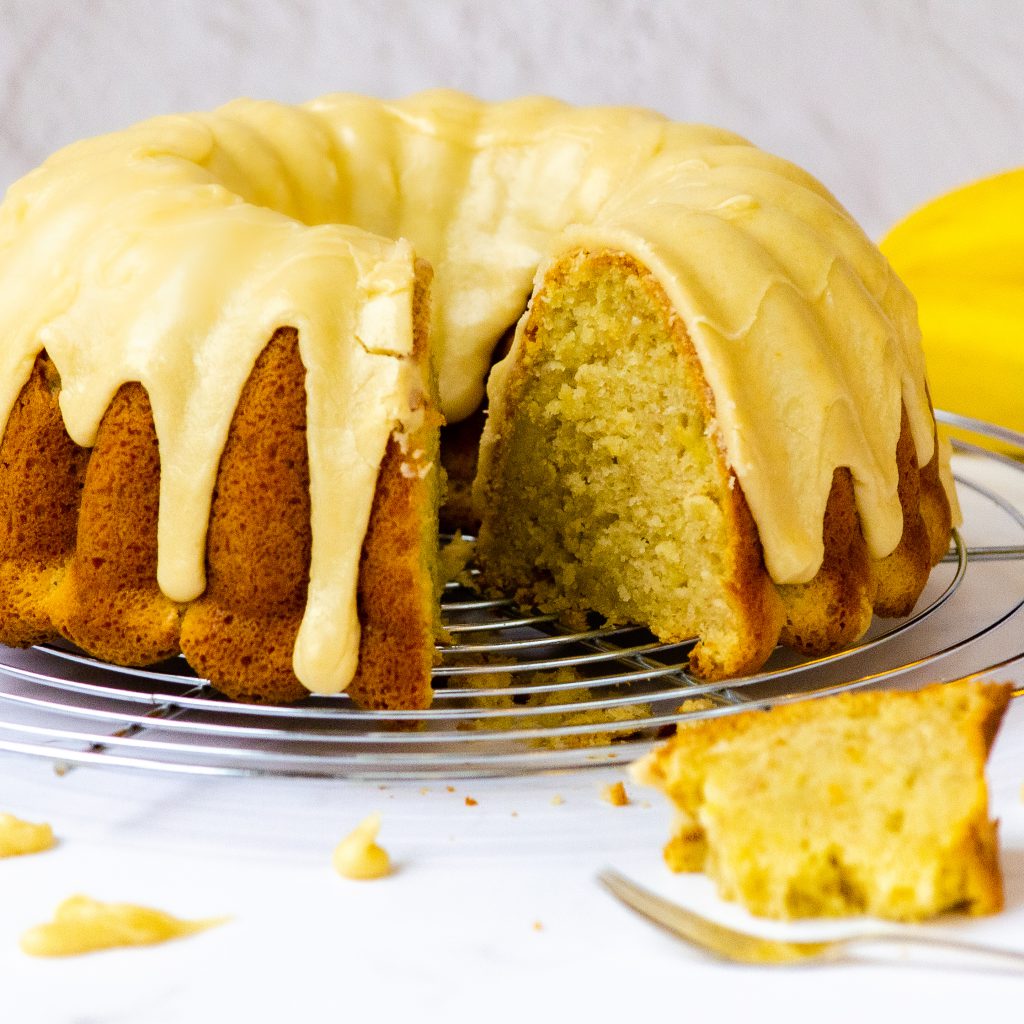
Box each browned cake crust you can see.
[180,323,440,709]
[46,382,183,664]
[779,412,952,653]
[689,467,785,680]
[0,355,88,646]
[662,262,785,679]
[347,259,442,710]
[178,328,317,703]
[688,395,953,664]
[871,408,935,617]
[779,468,874,654]
[346,426,442,711]
[919,447,955,567]
[0,270,441,710]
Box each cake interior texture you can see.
[475,250,783,679]
[632,679,1012,921]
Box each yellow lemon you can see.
[881,169,1024,439]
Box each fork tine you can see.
[599,870,1024,972]
[597,869,828,966]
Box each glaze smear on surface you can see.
[20,895,227,957]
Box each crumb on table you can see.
[601,781,629,806]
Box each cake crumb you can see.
[676,697,716,714]
[511,811,519,817]
[446,786,456,793]
[333,813,391,881]
[419,787,430,796]
[533,920,543,932]
[601,781,629,806]
[439,531,476,584]
[464,796,478,807]
[550,794,564,806]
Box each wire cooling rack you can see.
[0,411,1021,778]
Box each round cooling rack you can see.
[0,411,1022,779]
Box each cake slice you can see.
[632,679,1012,920]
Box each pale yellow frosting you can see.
[0,812,55,857]
[0,91,952,693]
[20,894,226,956]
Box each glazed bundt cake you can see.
[0,92,957,706]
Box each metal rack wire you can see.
[0,411,1021,778]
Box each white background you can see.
[1,2,1023,1021]
[2,0,1024,239]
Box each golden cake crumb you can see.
[21,895,226,957]
[601,781,629,806]
[676,697,716,714]
[550,794,565,806]
[333,813,392,881]
[464,796,478,807]
[0,813,55,857]
[446,785,456,793]
[439,531,476,584]
[532,920,544,931]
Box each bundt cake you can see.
[0,91,958,706]
[631,679,1012,920]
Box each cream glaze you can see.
[0,91,954,693]
[20,895,226,957]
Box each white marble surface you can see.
[1,3,1024,1021]
[0,456,1021,1021]
[1,687,1023,1024]
[2,0,1024,237]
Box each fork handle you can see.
[852,931,1024,972]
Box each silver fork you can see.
[599,869,1024,971]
